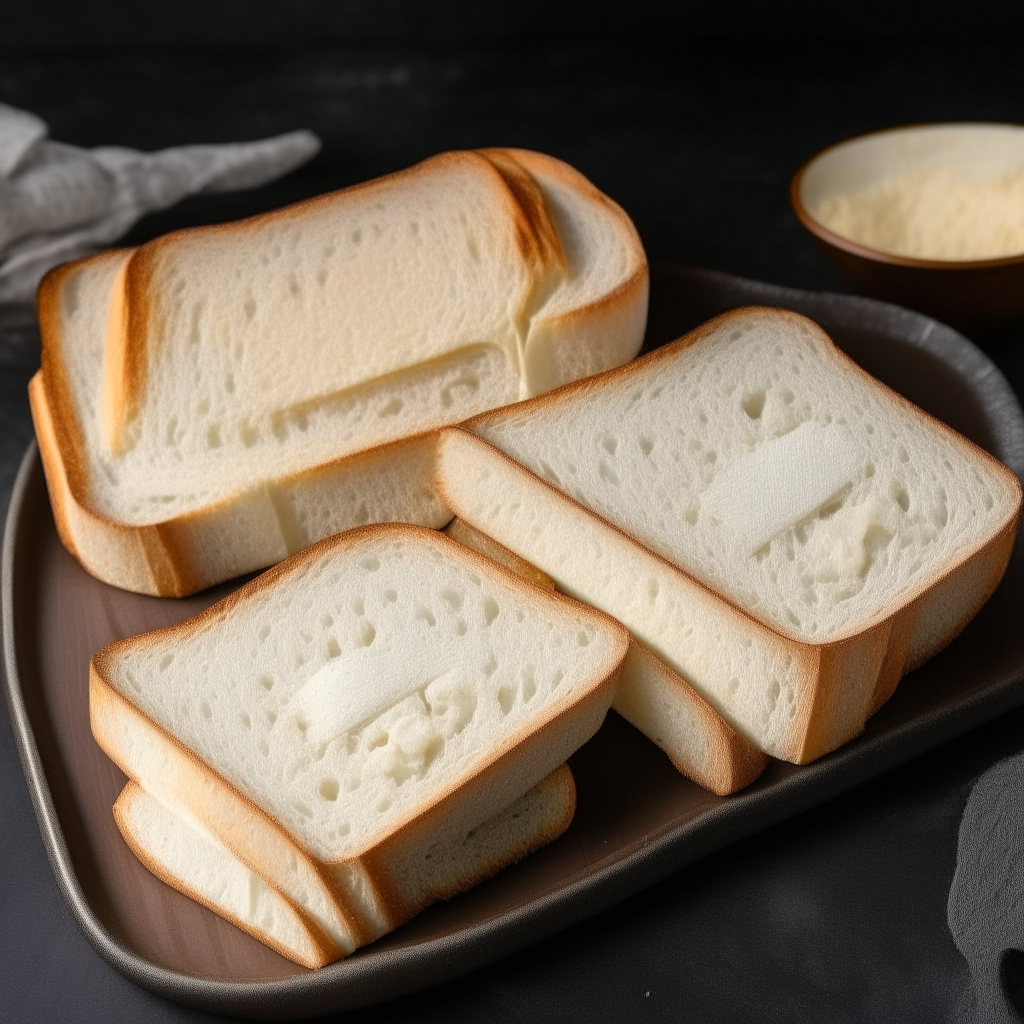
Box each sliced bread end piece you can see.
[113,780,345,969]
[113,765,575,968]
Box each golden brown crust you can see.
[112,782,338,969]
[477,148,568,282]
[495,148,650,329]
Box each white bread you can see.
[32,149,648,596]
[91,524,629,961]
[436,307,1021,764]
[444,517,767,794]
[114,765,576,969]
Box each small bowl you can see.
[791,123,1024,335]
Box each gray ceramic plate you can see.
[4,264,1024,1020]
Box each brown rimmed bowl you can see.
[791,123,1024,335]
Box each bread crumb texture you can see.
[103,529,620,865]
[473,310,1019,647]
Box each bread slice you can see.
[32,149,647,596]
[91,524,629,958]
[443,517,767,794]
[435,307,1021,764]
[114,765,576,968]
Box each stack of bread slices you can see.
[35,149,1021,968]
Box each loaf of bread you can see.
[436,306,1022,764]
[32,149,647,596]
[91,524,630,963]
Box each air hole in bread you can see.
[482,654,498,676]
[598,460,620,486]
[200,699,212,720]
[440,588,464,611]
[483,597,500,626]
[356,622,376,647]
[890,481,910,513]
[577,630,590,647]
[351,598,364,616]
[319,778,339,801]
[383,588,397,602]
[238,419,258,447]
[415,605,436,627]
[325,637,341,659]
[159,653,174,671]
[360,556,381,572]
[379,398,403,418]
[240,712,251,730]
[497,686,514,715]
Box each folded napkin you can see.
[949,750,1024,1022]
[0,103,321,304]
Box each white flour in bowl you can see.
[813,166,1024,261]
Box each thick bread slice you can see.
[444,517,767,794]
[34,150,647,597]
[114,765,576,968]
[91,524,628,955]
[435,307,1021,763]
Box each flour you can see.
[813,166,1024,261]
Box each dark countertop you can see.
[3,21,1024,1023]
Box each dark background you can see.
[3,4,1024,1021]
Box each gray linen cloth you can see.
[949,750,1024,1022]
[0,103,320,303]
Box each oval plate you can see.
[4,264,1024,1020]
